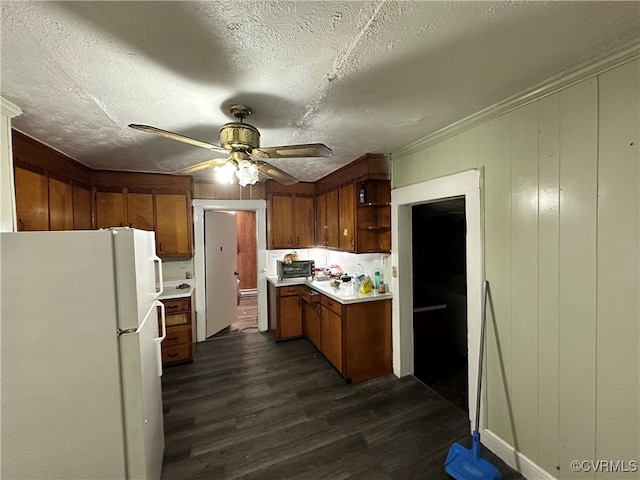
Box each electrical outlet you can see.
[392,266,398,278]
[381,256,387,266]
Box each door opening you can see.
[412,197,468,414]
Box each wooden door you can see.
[321,306,343,373]
[236,210,257,290]
[339,183,355,252]
[127,192,154,231]
[48,178,73,231]
[315,193,327,247]
[73,185,92,229]
[15,167,48,231]
[280,295,302,339]
[95,191,125,228]
[270,195,294,248]
[303,302,321,350]
[326,189,339,249]
[294,196,314,247]
[155,193,189,255]
[205,211,237,337]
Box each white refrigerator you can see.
[1,228,166,480]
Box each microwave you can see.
[277,260,315,280]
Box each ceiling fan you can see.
[129,104,332,186]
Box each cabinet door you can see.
[338,183,355,251]
[48,178,73,231]
[155,193,190,256]
[315,193,327,247]
[294,196,314,247]
[95,191,125,228]
[270,195,294,248]
[73,185,92,229]
[127,192,154,230]
[280,295,302,339]
[326,189,339,249]
[303,302,322,350]
[321,306,343,373]
[15,167,48,231]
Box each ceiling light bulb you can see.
[213,161,237,184]
[235,160,259,186]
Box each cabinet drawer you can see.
[321,295,342,316]
[300,288,321,304]
[279,286,300,297]
[162,344,193,364]
[164,312,189,327]
[162,297,190,313]
[163,325,191,347]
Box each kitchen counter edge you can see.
[158,281,195,300]
[267,276,392,305]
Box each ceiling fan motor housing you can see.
[220,122,260,151]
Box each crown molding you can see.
[1,97,22,118]
[394,41,640,158]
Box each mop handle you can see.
[474,280,489,434]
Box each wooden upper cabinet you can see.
[155,193,191,257]
[269,194,315,249]
[294,196,314,248]
[338,183,355,252]
[95,191,125,228]
[270,195,294,248]
[15,167,48,231]
[48,178,73,231]
[315,193,327,247]
[73,185,92,230]
[326,189,340,249]
[126,192,154,230]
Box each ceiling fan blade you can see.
[173,158,229,175]
[254,160,298,185]
[252,143,332,159]
[129,124,228,154]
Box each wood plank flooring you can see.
[161,333,526,479]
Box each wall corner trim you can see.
[393,41,640,158]
[1,97,22,118]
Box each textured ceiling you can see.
[2,1,639,182]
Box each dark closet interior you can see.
[412,197,468,413]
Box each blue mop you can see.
[444,280,500,480]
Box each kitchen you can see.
[2,2,639,480]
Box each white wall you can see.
[392,53,639,479]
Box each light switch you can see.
[392,266,398,277]
[343,228,348,236]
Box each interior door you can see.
[205,210,238,337]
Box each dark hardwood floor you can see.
[161,333,526,480]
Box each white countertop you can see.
[158,280,195,300]
[267,276,392,305]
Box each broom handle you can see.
[474,280,489,434]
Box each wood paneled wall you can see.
[236,210,257,290]
[392,59,639,479]
[194,180,265,200]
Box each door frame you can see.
[391,168,483,430]
[193,199,267,342]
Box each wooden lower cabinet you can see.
[298,285,392,384]
[159,295,194,366]
[268,283,303,341]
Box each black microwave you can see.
[277,260,315,280]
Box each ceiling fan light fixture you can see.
[213,161,237,184]
[235,159,260,187]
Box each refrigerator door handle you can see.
[153,255,164,296]
[154,300,166,377]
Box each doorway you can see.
[412,198,468,413]
[193,199,268,342]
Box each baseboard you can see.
[481,428,557,480]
